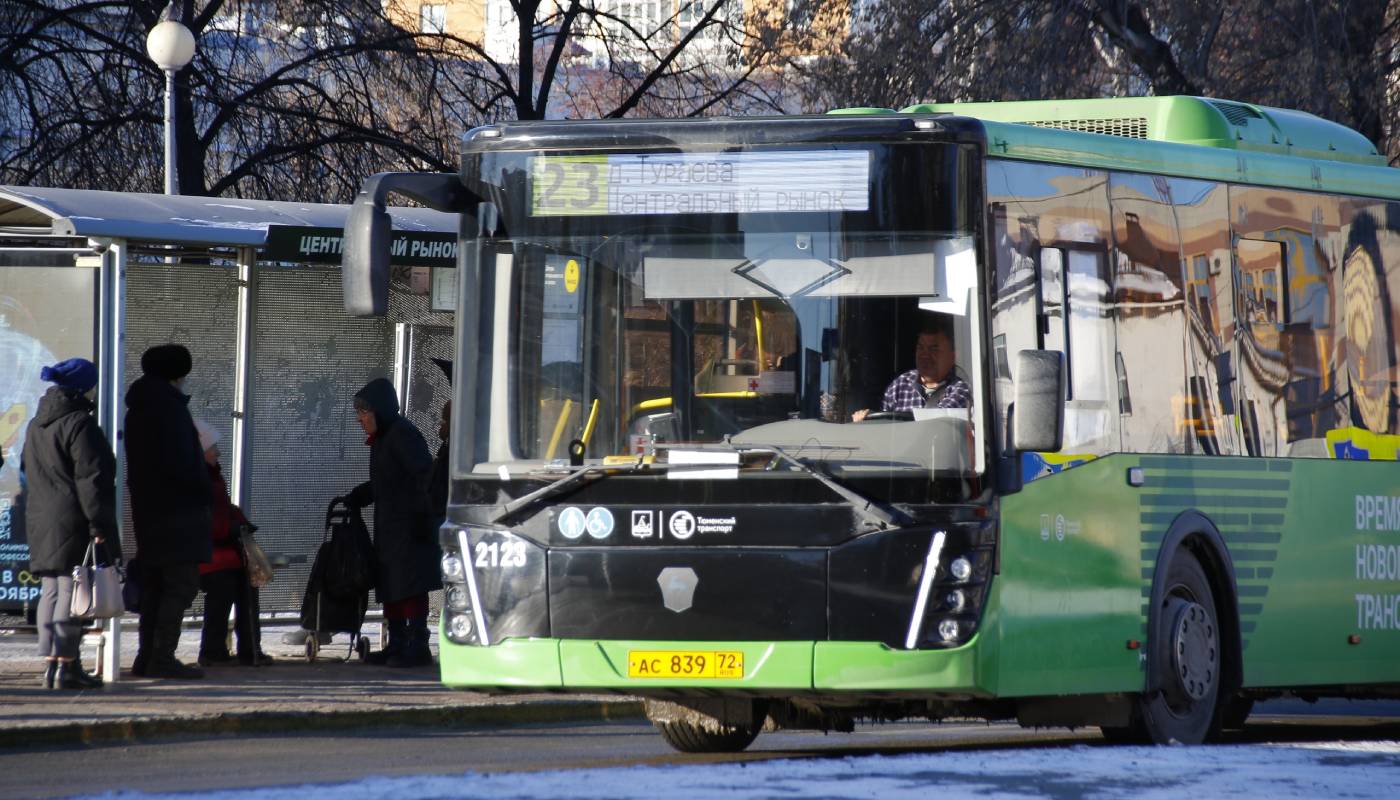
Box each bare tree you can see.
[0,0,479,200]
[794,0,1400,163]
[0,0,799,201]
[414,1,793,121]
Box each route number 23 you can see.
[532,158,607,215]
[475,540,527,569]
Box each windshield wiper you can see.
[741,444,910,531]
[709,441,913,532]
[493,446,912,532]
[489,459,653,524]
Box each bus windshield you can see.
[458,142,988,498]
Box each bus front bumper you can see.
[439,637,985,693]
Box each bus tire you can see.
[1136,550,1224,744]
[654,719,760,753]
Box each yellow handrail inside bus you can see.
[544,399,573,460]
[631,392,758,416]
[751,299,765,371]
[581,398,600,445]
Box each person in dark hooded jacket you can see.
[428,400,450,518]
[340,378,441,667]
[21,358,114,690]
[125,344,212,680]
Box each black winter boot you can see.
[132,618,153,676]
[364,619,405,665]
[41,660,58,689]
[148,620,204,679]
[131,645,150,677]
[387,617,433,668]
[56,660,103,690]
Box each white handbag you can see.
[71,541,125,619]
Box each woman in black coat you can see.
[124,344,212,680]
[21,358,115,690]
[343,378,441,668]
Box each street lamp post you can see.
[145,7,196,195]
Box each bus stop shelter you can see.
[0,186,460,680]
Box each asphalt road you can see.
[4,699,1399,799]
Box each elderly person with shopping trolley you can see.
[336,378,441,668]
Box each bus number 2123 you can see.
[475,540,527,569]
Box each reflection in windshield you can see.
[455,141,987,499]
[474,228,985,488]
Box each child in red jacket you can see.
[194,420,269,666]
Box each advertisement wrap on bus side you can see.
[1355,493,1400,631]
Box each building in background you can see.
[384,0,848,69]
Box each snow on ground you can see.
[87,740,1400,800]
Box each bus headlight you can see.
[446,584,471,611]
[441,553,465,582]
[944,589,966,613]
[937,619,961,642]
[949,557,972,582]
[445,611,475,643]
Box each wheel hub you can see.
[1169,598,1218,702]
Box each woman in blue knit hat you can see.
[20,357,117,690]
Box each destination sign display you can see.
[529,150,870,217]
[264,225,457,268]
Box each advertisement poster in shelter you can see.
[0,266,96,608]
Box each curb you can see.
[0,699,646,750]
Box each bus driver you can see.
[852,325,971,421]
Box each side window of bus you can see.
[987,160,1115,458]
[1338,203,1400,446]
[1233,238,1287,458]
[1236,239,1287,329]
[1037,247,1065,353]
[1232,185,1346,459]
[1067,250,1114,405]
[1110,173,1197,456]
[1037,247,1111,402]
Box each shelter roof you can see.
[0,185,454,247]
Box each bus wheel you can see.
[1140,551,1223,744]
[654,719,759,753]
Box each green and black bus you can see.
[342,96,1400,750]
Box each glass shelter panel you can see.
[0,265,97,606]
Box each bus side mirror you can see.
[342,172,473,317]
[1012,350,1065,453]
[343,194,391,316]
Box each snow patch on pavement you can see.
[83,741,1400,800]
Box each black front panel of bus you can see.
[827,528,940,644]
[548,548,827,640]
